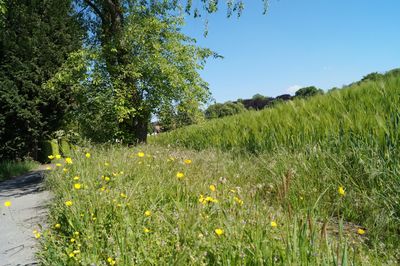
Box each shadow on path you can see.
[0,170,45,198]
[0,167,51,266]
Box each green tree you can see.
[295,86,324,98]
[0,0,83,160]
[75,0,268,143]
[205,101,246,119]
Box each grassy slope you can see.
[38,76,399,265]
[150,76,400,157]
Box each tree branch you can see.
[83,0,105,22]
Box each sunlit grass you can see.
[0,160,39,181]
[36,145,395,265]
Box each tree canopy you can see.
[0,0,82,160]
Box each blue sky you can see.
[182,0,400,103]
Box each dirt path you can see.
[0,166,51,266]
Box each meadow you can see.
[37,75,400,265]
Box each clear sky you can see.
[182,0,400,103]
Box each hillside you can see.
[35,74,400,265]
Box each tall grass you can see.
[150,76,400,160]
[0,160,39,181]
[147,75,400,262]
[37,146,388,265]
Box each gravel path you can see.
[0,167,51,266]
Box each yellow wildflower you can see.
[33,230,41,239]
[357,228,366,235]
[55,223,61,229]
[205,196,218,203]
[73,176,80,181]
[74,231,80,236]
[209,184,216,192]
[85,152,91,158]
[70,238,75,243]
[48,155,55,160]
[56,163,62,167]
[65,157,72,164]
[65,200,73,206]
[199,194,205,204]
[120,193,127,198]
[176,172,184,179]
[74,183,81,190]
[137,152,145,157]
[55,154,61,159]
[104,176,110,182]
[144,227,150,233]
[63,168,68,172]
[338,186,345,196]
[4,201,11,207]
[215,228,224,236]
[234,197,244,205]
[100,186,106,192]
[145,210,151,217]
[46,166,51,170]
[184,159,192,165]
[69,252,75,258]
[107,257,116,265]
[271,221,278,227]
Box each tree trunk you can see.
[133,114,149,143]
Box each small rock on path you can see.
[0,166,51,266]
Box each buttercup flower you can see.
[74,183,82,190]
[184,159,192,165]
[234,197,244,205]
[271,221,278,227]
[4,201,11,207]
[145,210,151,217]
[137,152,145,157]
[176,172,184,179]
[85,152,91,158]
[55,154,61,159]
[209,184,216,192]
[215,228,224,236]
[65,200,73,206]
[48,155,55,160]
[338,186,345,196]
[65,157,72,164]
[33,230,41,239]
[357,228,366,235]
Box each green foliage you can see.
[252,93,268,100]
[205,101,246,119]
[0,0,83,160]
[59,139,72,157]
[38,145,384,264]
[38,140,60,163]
[0,160,39,181]
[294,86,324,98]
[72,1,220,143]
